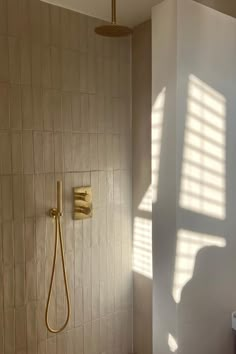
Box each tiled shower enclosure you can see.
[0,0,133,353]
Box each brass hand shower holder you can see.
[45,181,70,334]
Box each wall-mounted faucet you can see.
[74,186,93,220]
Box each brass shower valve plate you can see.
[73,186,92,220]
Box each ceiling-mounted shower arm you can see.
[112,0,116,24]
[95,0,132,37]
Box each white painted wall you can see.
[152,1,236,353]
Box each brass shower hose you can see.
[45,210,70,333]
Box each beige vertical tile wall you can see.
[0,1,132,353]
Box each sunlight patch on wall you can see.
[138,185,152,213]
[168,333,178,353]
[133,216,152,278]
[152,88,166,203]
[173,229,226,303]
[179,75,226,219]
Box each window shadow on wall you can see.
[153,74,236,354]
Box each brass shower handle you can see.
[74,191,91,202]
[75,206,92,215]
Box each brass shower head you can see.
[95,0,132,37]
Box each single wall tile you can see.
[62,49,80,91]
[33,132,44,173]
[25,218,35,262]
[79,14,88,53]
[9,85,22,129]
[54,133,64,172]
[27,302,37,353]
[88,52,96,94]
[44,174,54,213]
[88,95,97,133]
[96,57,104,94]
[0,35,8,82]
[89,134,98,171]
[21,86,33,130]
[84,322,92,354]
[97,95,105,133]
[104,58,112,97]
[51,46,61,89]
[1,176,13,221]
[33,87,43,130]
[11,131,23,173]
[80,94,89,133]
[15,263,25,306]
[4,308,15,353]
[51,6,61,47]
[15,306,27,352]
[43,132,54,173]
[7,0,20,36]
[61,8,71,49]
[70,11,80,50]
[13,175,24,220]
[29,0,41,43]
[64,172,73,212]
[26,260,37,301]
[22,131,34,174]
[74,326,83,354]
[19,0,31,40]
[98,134,106,170]
[72,92,81,131]
[92,319,100,353]
[66,330,75,354]
[24,174,35,217]
[20,38,31,85]
[13,219,24,263]
[56,333,67,354]
[41,46,51,88]
[47,337,56,354]
[42,89,54,131]
[35,175,45,216]
[40,2,50,46]
[80,53,88,93]
[100,317,108,353]
[106,134,113,170]
[0,83,9,129]
[113,135,120,170]
[0,0,7,35]
[31,43,41,86]
[62,91,72,131]
[64,133,73,172]
[8,36,21,84]
[37,260,45,301]
[51,89,62,131]
[0,132,12,175]
[37,300,46,341]
[3,264,14,307]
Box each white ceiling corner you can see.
[41,0,154,27]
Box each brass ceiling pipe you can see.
[112,0,116,24]
[95,0,133,37]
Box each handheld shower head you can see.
[95,0,132,37]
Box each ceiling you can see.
[42,0,236,27]
[42,0,157,27]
